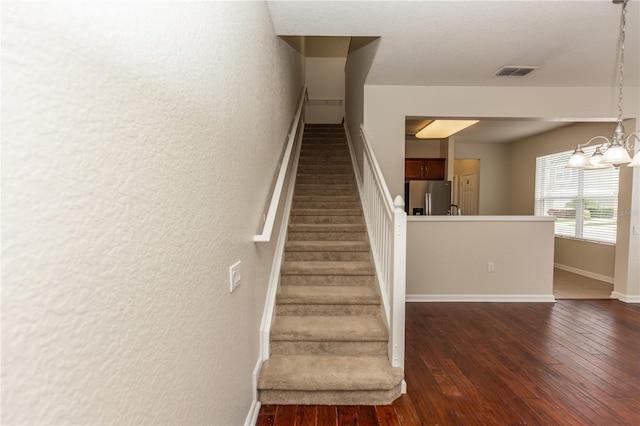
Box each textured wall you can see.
[2,2,301,424]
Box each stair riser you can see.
[301,141,347,146]
[303,131,346,136]
[290,208,360,215]
[289,222,365,231]
[294,189,357,197]
[300,147,349,156]
[300,146,348,152]
[292,201,360,210]
[297,162,351,169]
[296,167,353,175]
[285,251,369,261]
[294,195,359,202]
[289,215,363,225]
[276,304,380,316]
[286,232,367,241]
[269,341,387,356]
[280,275,375,286]
[303,131,345,135]
[258,387,402,406]
[295,177,354,185]
[296,170,354,178]
[298,157,351,163]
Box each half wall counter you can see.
[406,216,556,302]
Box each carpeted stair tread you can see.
[277,285,379,305]
[281,261,375,276]
[259,123,402,407]
[280,275,374,286]
[271,315,387,341]
[284,241,370,261]
[258,355,403,391]
[290,208,361,216]
[285,241,369,252]
[293,194,359,202]
[294,189,358,197]
[298,158,351,165]
[288,223,366,233]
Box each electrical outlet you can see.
[229,261,241,293]
[488,262,495,273]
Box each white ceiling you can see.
[405,118,570,143]
[268,0,640,143]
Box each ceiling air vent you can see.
[494,66,539,77]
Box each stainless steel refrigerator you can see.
[406,180,452,215]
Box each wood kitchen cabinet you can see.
[405,158,445,180]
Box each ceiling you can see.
[267,0,639,144]
[405,118,570,144]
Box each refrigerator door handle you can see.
[425,193,432,215]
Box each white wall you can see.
[1,2,302,425]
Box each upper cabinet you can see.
[405,158,445,180]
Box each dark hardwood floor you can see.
[257,300,640,425]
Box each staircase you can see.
[257,124,404,405]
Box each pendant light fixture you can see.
[567,0,639,169]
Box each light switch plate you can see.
[229,261,241,293]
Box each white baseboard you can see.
[554,263,614,284]
[611,291,640,303]
[406,294,556,302]
[245,357,263,426]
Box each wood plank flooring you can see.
[257,300,640,425]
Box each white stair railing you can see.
[352,125,407,371]
[254,88,307,242]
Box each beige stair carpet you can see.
[257,123,403,406]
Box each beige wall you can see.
[363,85,637,199]
[406,217,555,300]
[405,139,441,158]
[554,239,616,282]
[362,84,639,299]
[306,57,346,123]
[2,2,302,424]
[345,39,380,180]
[455,142,510,215]
[508,121,634,280]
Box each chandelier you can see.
[567,0,640,169]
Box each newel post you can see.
[391,195,407,370]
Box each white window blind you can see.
[535,147,619,244]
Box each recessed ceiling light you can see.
[415,120,479,139]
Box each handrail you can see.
[254,88,307,242]
[356,124,407,373]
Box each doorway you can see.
[453,159,480,215]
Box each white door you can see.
[460,172,478,215]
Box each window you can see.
[535,147,619,244]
